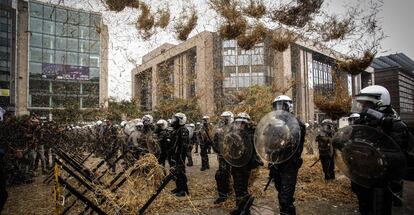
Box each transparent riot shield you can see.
[333,125,406,187]
[220,123,253,167]
[254,110,301,164]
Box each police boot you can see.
[280,204,296,215]
[170,188,179,194]
[214,196,227,204]
[175,188,189,197]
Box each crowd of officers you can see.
[0,84,413,215]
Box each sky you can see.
[39,0,414,101]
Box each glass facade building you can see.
[222,40,269,91]
[0,0,14,108]
[28,0,102,113]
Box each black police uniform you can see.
[213,125,232,203]
[230,123,262,215]
[170,125,190,196]
[155,127,172,167]
[316,128,335,180]
[352,106,412,215]
[200,123,212,171]
[269,119,305,215]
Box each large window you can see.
[222,40,268,90]
[0,6,12,107]
[399,73,414,113]
[312,60,333,93]
[28,0,102,109]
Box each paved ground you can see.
[2,151,413,215]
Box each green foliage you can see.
[50,98,140,124]
[153,98,202,123]
[231,85,274,122]
[51,103,83,124]
[107,98,141,122]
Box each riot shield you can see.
[254,110,301,164]
[220,123,253,167]
[333,125,406,187]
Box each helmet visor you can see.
[273,101,290,111]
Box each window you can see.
[30,2,43,18]
[91,14,101,26]
[55,50,66,64]
[79,53,89,66]
[90,68,99,80]
[43,49,54,63]
[30,47,43,62]
[79,39,89,52]
[251,55,264,65]
[79,26,89,39]
[90,28,100,41]
[56,37,66,50]
[79,12,90,26]
[238,55,250,66]
[56,22,66,37]
[55,8,67,23]
[30,95,50,107]
[90,54,99,67]
[224,56,236,66]
[83,82,99,94]
[43,20,55,34]
[30,33,43,47]
[29,62,42,74]
[82,96,99,108]
[223,40,236,48]
[67,38,78,52]
[90,40,100,53]
[67,52,78,65]
[67,24,78,38]
[43,6,55,21]
[43,34,55,49]
[68,10,79,24]
[30,17,43,33]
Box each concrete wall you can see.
[134,31,217,116]
[100,24,109,109]
[16,0,29,116]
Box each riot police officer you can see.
[316,119,335,180]
[141,115,159,156]
[348,113,360,125]
[228,112,262,215]
[268,95,305,215]
[200,116,212,171]
[185,123,195,167]
[155,119,172,167]
[351,85,413,214]
[170,113,190,197]
[213,111,234,204]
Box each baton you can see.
[263,177,272,191]
[309,158,320,168]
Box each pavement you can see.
[2,151,413,215]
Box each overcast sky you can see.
[41,0,414,101]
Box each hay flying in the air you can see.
[242,0,267,19]
[314,71,352,120]
[269,30,296,52]
[237,23,268,50]
[174,7,198,41]
[271,0,323,28]
[155,8,171,29]
[105,0,140,12]
[136,1,155,40]
[337,50,375,76]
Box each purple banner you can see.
[42,63,90,80]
